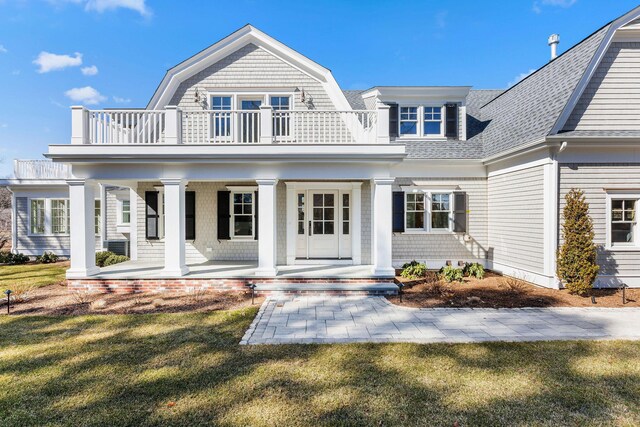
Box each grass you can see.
[0,309,638,426]
[0,262,67,293]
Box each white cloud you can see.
[0,45,7,54]
[33,51,82,73]
[112,96,131,104]
[508,68,536,87]
[64,86,107,105]
[533,0,577,13]
[85,0,150,16]
[81,65,98,76]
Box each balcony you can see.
[71,105,390,145]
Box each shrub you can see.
[400,260,428,279]
[1,252,30,265]
[439,265,464,283]
[95,251,114,268]
[463,262,485,279]
[103,254,129,267]
[556,189,600,296]
[36,251,59,264]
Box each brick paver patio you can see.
[241,295,640,345]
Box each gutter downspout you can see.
[9,188,17,254]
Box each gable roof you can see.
[147,24,352,111]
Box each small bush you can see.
[95,251,114,268]
[10,285,37,303]
[463,262,485,279]
[400,260,428,279]
[35,251,59,264]
[1,252,30,265]
[103,254,129,267]
[439,265,464,283]
[498,276,529,295]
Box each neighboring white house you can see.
[4,7,640,291]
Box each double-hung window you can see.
[211,95,232,138]
[51,199,70,235]
[424,106,442,136]
[271,96,291,138]
[94,200,101,235]
[431,193,451,230]
[121,200,131,224]
[30,199,45,235]
[232,192,254,238]
[404,191,453,232]
[610,198,637,246]
[405,193,425,229]
[400,107,418,135]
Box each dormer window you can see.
[424,106,442,135]
[400,107,418,135]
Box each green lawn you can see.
[0,262,67,293]
[0,309,638,426]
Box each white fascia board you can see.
[148,25,351,111]
[361,86,471,103]
[45,144,406,162]
[0,179,69,187]
[550,6,640,134]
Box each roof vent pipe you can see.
[548,34,560,60]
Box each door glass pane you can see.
[342,194,349,207]
[324,194,334,206]
[313,222,323,234]
[241,100,262,110]
[313,208,323,220]
[313,194,323,206]
[325,208,334,220]
[325,222,334,234]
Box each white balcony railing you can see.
[14,160,71,180]
[71,104,389,145]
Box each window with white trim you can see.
[30,199,45,235]
[211,95,232,138]
[121,199,131,224]
[51,199,70,235]
[94,200,101,235]
[424,106,442,136]
[400,107,418,135]
[405,193,425,229]
[231,192,254,238]
[611,198,637,245]
[431,193,451,230]
[270,96,291,137]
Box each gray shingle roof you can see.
[479,24,610,158]
[342,90,366,110]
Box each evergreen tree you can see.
[556,188,600,295]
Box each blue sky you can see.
[0,0,638,177]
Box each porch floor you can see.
[94,260,384,280]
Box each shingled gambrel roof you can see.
[479,24,610,158]
[342,90,367,110]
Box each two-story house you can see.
[5,6,640,293]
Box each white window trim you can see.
[94,199,101,236]
[207,91,295,111]
[28,198,47,236]
[397,104,446,139]
[605,191,640,251]
[402,188,454,234]
[117,198,131,226]
[228,186,258,241]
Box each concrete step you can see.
[254,282,398,295]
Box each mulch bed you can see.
[0,283,264,316]
[388,271,639,308]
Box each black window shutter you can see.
[453,191,467,233]
[254,191,259,240]
[185,191,196,240]
[387,103,398,138]
[392,191,405,233]
[445,103,458,139]
[145,191,159,240]
[217,190,230,240]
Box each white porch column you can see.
[372,178,395,276]
[66,179,99,278]
[161,179,189,277]
[129,186,138,261]
[70,106,88,145]
[352,185,362,265]
[256,179,278,276]
[99,184,107,251]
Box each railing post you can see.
[71,106,88,144]
[376,103,390,144]
[259,105,273,144]
[164,106,182,144]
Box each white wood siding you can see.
[487,166,545,274]
[565,42,640,131]
[559,163,640,277]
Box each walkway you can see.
[241,295,640,345]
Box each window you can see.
[431,193,451,230]
[424,106,442,136]
[312,193,335,235]
[121,200,131,224]
[297,193,305,235]
[51,199,70,234]
[30,199,45,234]
[342,193,350,235]
[271,96,291,137]
[211,95,232,137]
[95,200,101,235]
[232,192,254,238]
[611,199,636,244]
[405,193,425,229]
[400,107,418,135]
